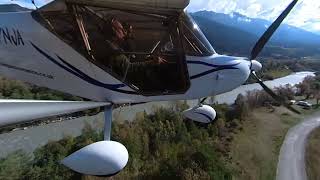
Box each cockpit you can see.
[34,1,215,95]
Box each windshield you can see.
[182,13,216,56]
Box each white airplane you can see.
[0,0,298,176]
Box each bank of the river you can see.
[0,72,314,158]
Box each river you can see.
[0,72,314,158]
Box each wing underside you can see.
[0,100,109,128]
[40,0,190,14]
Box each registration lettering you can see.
[0,27,24,46]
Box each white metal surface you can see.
[0,100,109,127]
[61,141,129,176]
[104,105,113,140]
[251,60,262,72]
[183,105,217,123]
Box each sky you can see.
[1,0,320,34]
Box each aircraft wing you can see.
[0,100,109,128]
[40,0,190,14]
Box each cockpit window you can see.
[35,5,190,95]
[181,13,216,56]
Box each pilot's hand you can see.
[156,57,168,64]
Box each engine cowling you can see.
[183,105,217,123]
[61,141,128,176]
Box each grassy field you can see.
[228,106,315,180]
[306,127,320,180]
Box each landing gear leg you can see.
[104,105,113,141]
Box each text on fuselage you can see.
[0,27,24,46]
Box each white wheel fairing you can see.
[183,105,217,123]
[61,141,129,176]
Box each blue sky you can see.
[2,0,320,34]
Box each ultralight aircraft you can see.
[0,0,299,176]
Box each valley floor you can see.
[228,105,319,180]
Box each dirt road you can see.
[276,111,320,180]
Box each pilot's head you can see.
[111,18,127,42]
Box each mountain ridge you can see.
[194,10,320,39]
[192,10,320,58]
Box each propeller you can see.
[200,97,207,104]
[249,0,300,114]
[250,0,299,61]
[251,72,301,114]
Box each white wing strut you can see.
[104,105,113,140]
[0,100,110,127]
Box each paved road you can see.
[276,111,320,180]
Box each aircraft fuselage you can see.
[0,12,251,104]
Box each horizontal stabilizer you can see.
[0,100,110,128]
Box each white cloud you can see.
[314,24,320,31]
[188,0,320,34]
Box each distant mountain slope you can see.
[0,4,30,12]
[191,15,258,56]
[192,11,320,58]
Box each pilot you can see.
[104,18,167,87]
[122,23,135,52]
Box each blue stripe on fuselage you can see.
[187,61,240,80]
[30,41,138,95]
[194,112,213,123]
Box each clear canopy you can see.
[181,13,216,56]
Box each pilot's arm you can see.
[110,54,167,81]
